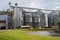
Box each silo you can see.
[49,11,60,26]
[37,10,46,27]
[23,13,32,27]
[32,13,40,28]
[16,8,23,28]
[12,3,23,29]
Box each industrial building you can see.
[0,2,60,29]
[11,3,47,29]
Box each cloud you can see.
[0,0,60,10]
[53,6,60,10]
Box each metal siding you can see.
[16,8,23,27]
[32,13,41,28]
[0,15,8,21]
[49,11,60,26]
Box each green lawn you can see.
[0,29,60,40]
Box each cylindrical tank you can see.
[16,8,23,28]
[32,13,40,28]
[23,13,32,26]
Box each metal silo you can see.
[49,11,60,26]
[37,10,46,27]
[12,4,23,29]
[32,13,40,28]
[16,8,23,28]
[23,13,32,27]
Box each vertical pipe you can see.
[45,13,48,27]
[6,15,8,29]
[30,14,33,29]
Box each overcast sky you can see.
[0,0,60,10]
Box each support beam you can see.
[6,15,8,29]
[45,13,48,27]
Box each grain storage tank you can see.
[48,11,60,28]
[12,6,23,28]
[23,12,32,27]
[36,10,46,27]
[32,13,40,28]
[16,8,23,28]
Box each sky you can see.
[0,0,60,11]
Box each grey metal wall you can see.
[8,16,12,28]
[0,15,8,21]
[0,15,10,29]
[37,10,46,27]
[32,13,40,28]
[48,11,60,26]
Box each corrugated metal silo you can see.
[32,13,40,28]
[23,13,32,27]
[37,10,46,27]
[49,11,60,26]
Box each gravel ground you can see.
[26,30,60,37]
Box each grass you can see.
[0,29,60,40]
